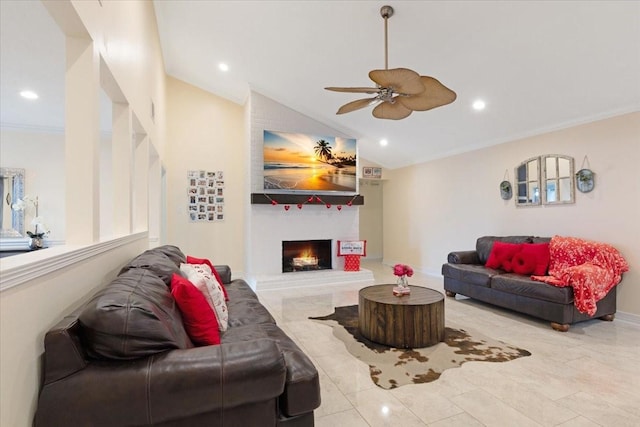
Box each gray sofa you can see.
[35,245,320,426]
[441,236,617,331]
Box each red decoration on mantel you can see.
[261,193,360,212]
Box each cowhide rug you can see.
[310,305,531,390]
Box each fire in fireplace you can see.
[282,239,332,273]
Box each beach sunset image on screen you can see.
[263,130,357,193]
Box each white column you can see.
[65,35,100,244]
[111,102,132,236]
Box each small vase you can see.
[397,274,409,289]
[29,237,43,250]
[393,275,411,296]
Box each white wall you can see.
[247,92,360,281]
[359,179,383,259]
[0,1,167,425]
[0,128,65,240]
[165,76,246,274]
[383,112,640,316]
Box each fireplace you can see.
[282,239,332,273]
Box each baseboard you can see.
[616,311,640,325]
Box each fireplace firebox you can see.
[282,239,332,273]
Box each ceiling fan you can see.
[325,5,456,120]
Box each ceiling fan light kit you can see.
[325,5,456,120]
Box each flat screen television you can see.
[263,130,357,194]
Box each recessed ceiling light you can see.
[379,139,388,146]
[20,90,38,100]
[472,99,486,111]
[218,63,229,72]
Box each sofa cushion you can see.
[180,263,229,331]
[150,245,186,266]
[511,251,537,275]
[225,279,260,301]
[491,273,574,304]
[79,269,193,360]
[476,236,532,264]
[531,236,552,244]
[441,263,501,287]
[226,298,277,327]
[485,241,522,272]
[118,250,181,285]
[170,273,221,345]
[187,255,229,300]
[520,243,550,275]
[221,323,320,417]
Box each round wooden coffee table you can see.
[358,284,445,348]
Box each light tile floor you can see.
[256,260,640,427]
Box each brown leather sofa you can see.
[34,245,320,426]
[442,236,617,332]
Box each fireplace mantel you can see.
[251,193,364,205]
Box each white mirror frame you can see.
[542,154,575,205]
[515,156,541,207]
[515,155,575,207]
[0,167,25,237]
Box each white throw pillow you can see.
[180,263,229,331]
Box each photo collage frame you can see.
[188,170,225,222]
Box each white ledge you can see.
[252,268,374,291]
[0,232,147,292]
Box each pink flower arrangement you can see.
[393,263,414,278]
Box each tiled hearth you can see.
[254,267,374,291]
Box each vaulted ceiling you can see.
[2,2,638,170]
[153,1,640,169]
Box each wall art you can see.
[263,130,357,194]
[188,170,225,222]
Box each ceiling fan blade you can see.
[325,86,380,94]
[398,76,457,111]
[372,99,413,120]
[369,68,424,95]
[336,97,378,114]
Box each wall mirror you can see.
[515,155,574,207]
[515,157,541,206]
[543,155,574,204]
[0,167,25,237]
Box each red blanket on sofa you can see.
[531,236,629,316]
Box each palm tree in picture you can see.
[314,139,333,162]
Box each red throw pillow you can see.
[520,243,550,276]
[170,273,220,346]
[485,241,522,272]
[187,255,229,301]
[512,251,536,275]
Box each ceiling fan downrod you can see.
[380,5,394,70]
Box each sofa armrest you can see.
[35,338,287,426]
[447,250,480,264]
[42,315,87,384]
[214,265,232,284]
